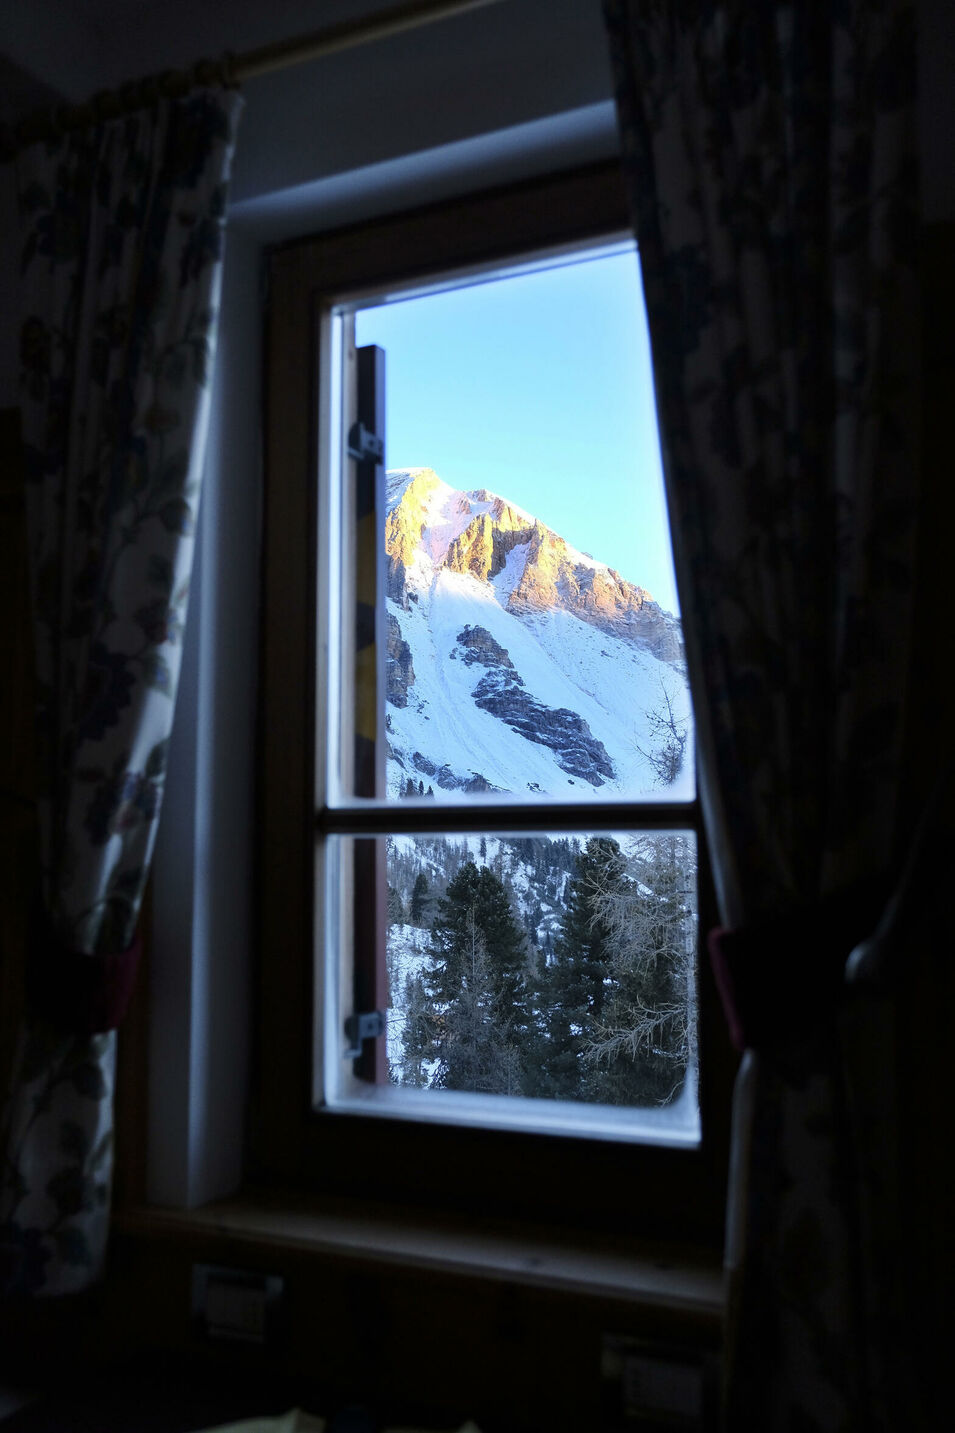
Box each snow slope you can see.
[385,469,693,802]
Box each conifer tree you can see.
[531,837,627,1100]
[433,911,523,1095]
[409,872,430,924]
[397,970,437,1087]
[426,861,529,1093]
[386,883,405,925]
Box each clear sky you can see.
[353,245,680,615]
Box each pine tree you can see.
[531,837,628,1101]
[386,884,405,925]
[433,911,522,1095]
[409,872,430,924]
[397,970,438,1087]
[426,861,529,1093]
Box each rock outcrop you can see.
[457,625,615,788]
[456,625,515,669]
[471,669,615,787]
[444,507,532,583]
[410,749,503,795]
[386,613,415,707]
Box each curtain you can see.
[603,1,919,1428]
[0,86,242,1298]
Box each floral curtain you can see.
[603,1,919,1428]
[0,86,242,1297]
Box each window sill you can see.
[323,1079,702,1148]
[111,1191,723,1327]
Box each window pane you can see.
[349,248,694,804]
[383,831,698,1125]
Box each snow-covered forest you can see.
[385,832,697,1107]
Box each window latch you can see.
[347,421,384,464]
[343,1009,386,1059]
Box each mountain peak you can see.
[384,468,681,661]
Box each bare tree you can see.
[635,677,689,787]
[579,833,697,1104]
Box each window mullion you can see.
[318,800,701,837]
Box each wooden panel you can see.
[103,1201,721,1432]
[252,248,320,1180]
[268,161,632,301]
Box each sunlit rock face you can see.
[443,507,532,583]
[381,468,690,801]
[504,522,682,661]
[384,468,442,574]
[385,468,680,657]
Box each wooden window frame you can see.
[253,160,735,1249]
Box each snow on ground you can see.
[387,564,694,802]
[385,921,433,1071]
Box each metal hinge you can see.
[347,420,384,464]
[343,1009,386,1059]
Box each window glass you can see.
[321,242,701,1142]
[385,830,698,1114]
[350,247,693,807]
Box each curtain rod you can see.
[238,0,504,81]
[4,0,505,154]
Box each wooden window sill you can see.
[111,1192,723,1327]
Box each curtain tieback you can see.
[707,881,885,1054]
[28,904,142,1034]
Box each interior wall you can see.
[227,0,614,204]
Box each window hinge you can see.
[344,1009,386,1059]
[347,420,384,464]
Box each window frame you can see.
[254,160,735,1247]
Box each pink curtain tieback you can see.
[707,882,885,1054]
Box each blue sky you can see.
[354,246,680,614]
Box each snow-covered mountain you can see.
[384,467,692,801]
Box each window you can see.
[256,163,732,1244]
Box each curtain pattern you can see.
[0,88,242,1298]
[603,1,919,1428]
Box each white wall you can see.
[148,226,261,1206]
